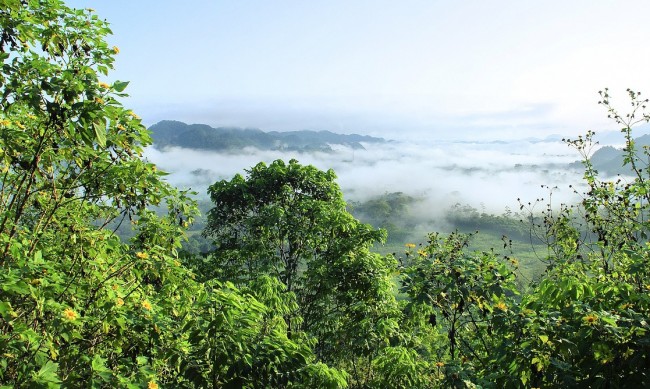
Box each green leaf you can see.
[0,301,14,319]
[601,316,617,326]
[3,280,29,295]
[93,121,106,148]
[32,361,61,384]
[113,80,129,92]
[520,371,529,385]
[91,355,109,372]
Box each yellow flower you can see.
[141,300,152,311]
[63,308,78,321]
[128,111,141,120]
[435,361,445,367]
[94,97,105,104]
[116,298,124,307]
[417,250,427,257]
[98,81,110,89]
[495,302,508,312]
[136,252,149,259]
[148,381,158,389]
[583,314,598,325]
[0,119,10,126]
[173,260,181,267]
[111,284,118,291]
[405,243,416,249]
[15,122,25,129]
[113,46,120,54]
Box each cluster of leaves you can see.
[399,233,519,387]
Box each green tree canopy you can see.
[201,159,403,384]
[202,159,386,295]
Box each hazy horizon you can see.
[144,135,587,216]
[60,0,650,218]
[66,1,650,141]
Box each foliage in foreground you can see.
[396,90,650,387]
[0,1,345,387]
[2,1,650,388]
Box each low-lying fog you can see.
[144,136,593,217]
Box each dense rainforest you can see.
[1,1,650,388]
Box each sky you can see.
[66,0,650,141]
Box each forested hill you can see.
[148,120,386,152]
[582,133,650,175]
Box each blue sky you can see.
[67,0,650,140]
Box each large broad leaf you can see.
[113,80,129,93]
[93,121,106,148]
[32,361,61,384]
[0,301,14,320]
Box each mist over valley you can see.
[144,120,604,232]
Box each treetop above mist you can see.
[148,120,386,152]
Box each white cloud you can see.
[145,137,585,216]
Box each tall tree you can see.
[203,159,385,296]
[202,159,402,383]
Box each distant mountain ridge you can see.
[148,120,386,152]
[584,134,650,175]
